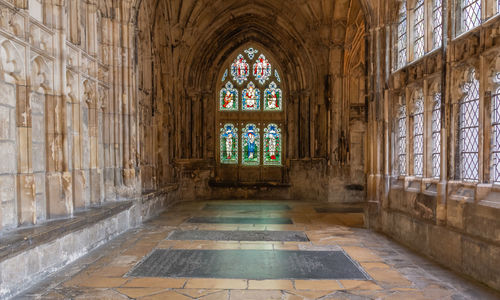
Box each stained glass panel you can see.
[220,124,238,164]
[242,124,260,166]
[414,0,424,59]
[397,105,407,175]
[492,86,500,183]
[253,54,272,85]
[264,124,281,166]
[275,70,281,83]
[413,99,424,176]
[264,82,282,111]
[459,70,479,181]
[222,69,228,82]
[231,54,249,85]
[432,93,442,178]
[433,0,443,49]
[245,47,258,60]
[463,0,481,32]
[242,82,260,111]
[220,82,238,111]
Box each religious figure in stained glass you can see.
[231,54,249,85]
[220,124,238,164]
[219,82,238,111]
[242,82,260,111]
[242,124,260,165]
[253,54,272,85]
[264,124,281,165]
[264,82,282,111]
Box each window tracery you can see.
[432,93,442,178]
[414,0,425,59]
[492,74,500,183]
[413,98,424,176]
[462,0,481,32]
[432,0,443,49]
[459,69,480,181]
[397,104,408,175]
[397,1,408,69]
[217,47,284,167]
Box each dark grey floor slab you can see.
[187,217,293,224]
[167,230,309,242]
[315,207,364,213]
[203,204,291,211]
[129,249,368,280]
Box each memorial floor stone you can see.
[187,216,293,224]
[128,249,368,280]
[203,204,291,211]
[167,230,309,242]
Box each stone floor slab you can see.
[167,230,309,242]
[187,217,294,224]
[128,249,368,280]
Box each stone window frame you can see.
[409,87,425,177]
[431,0,443,49]
[395,0,408,70]
[413,0,426,60]
[491,80,500,184]
[451,66,482,182]
[485,56,500,185]
[395,94,409,176]
[428,80,442,179]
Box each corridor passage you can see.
[19,201,499,300]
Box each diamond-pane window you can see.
[413,99,424,176]
[397,1,407,69]
[432,0,442,48]
[432,93,442,178]
[459,70,480,181]
[414,0,425,59]
[397,105,407,175]
[492,85,500,183]
[462,0,481,32]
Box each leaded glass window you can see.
[397,1,408,69]
[432,0,443,49]
[397,105,408,175]
[432,93,442,178]
[242,124,260,166]
[492,83,500,183]
[220,124,238,164]
[462,0,481,32]
[414,0,425,59]
[264,124,282,166]
[459,70,480,181]
[217,47,284,171]
[413,98,424,176]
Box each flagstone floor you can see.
[18,200,500,300]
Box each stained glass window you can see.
[253,54,272,85]
[413,98,424,176]
[432,0,443,49]
[492,84,500,183]
[242,82,260,111]
[217,47,284,168]
[242,124,260,166]
[220,82,238,111]
[459,70,480,181]
[264,82,282,111]
[264,124,281,165]
[231,54,249,85]
[220,124,238,164]
[462,0,481,32]
[432,93,442,178]
[397,1,407,69]
[397,105,407,175]
[414,0,425,60]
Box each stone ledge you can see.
[0,201,133,263]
